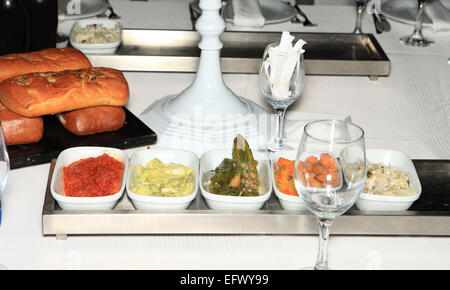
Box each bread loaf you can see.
[0,48,92,83]
[57,106,126,136]
[0,103,43,145]
[0,67,129,117]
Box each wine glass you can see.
[259,42,305,152]
[294,120,366,270]
[0,123,10,226]
[353,0,371,34]
[400,0,434,47]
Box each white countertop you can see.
[0,0,449,270]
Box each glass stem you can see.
[413,1,425,36]
[314,218,333,270]
[353,4,365,33]
[273,108,287,149]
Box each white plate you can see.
[200,149,272,210]
[50,147,128,211]
[226,0,297,24]
[381,0,435,28]
[270,150,308,211]
[356,149,422,212]
[58,0,110,21]
[191,0,297,25]
[126,148,199,210]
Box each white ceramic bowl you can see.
[126,148,199,210]
[70,18,122,54]
[270,150,308,211]
[199,150,272,210]
[356,149,422,212]
[50,147,128,210]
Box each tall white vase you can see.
[139,0,269,156]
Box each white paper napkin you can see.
[232,0,265,28]
[264,31,306,100]
[425,0,450,32]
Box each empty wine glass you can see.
[259,42,306,151]
[353,0,371,33]
[0,123,10,226]
[400,0,434,47]
[294,120,366,270]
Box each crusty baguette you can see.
[0,67,129,117]
[57,106,126,136]
[0,48,92,83]
[0,103,43,146]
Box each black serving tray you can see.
[8,107,157,169]
[408,160,450,213]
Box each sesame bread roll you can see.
[0,103,43,145]
[57,106,126,136]
[0,67,129,117]
[0,47,92,83]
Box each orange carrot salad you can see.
[297,153,341,188]
[274,157,298,196]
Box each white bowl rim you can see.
[73,18,122,26]
[200,187,271,203]
[199,149,272,203]
[127,190,197,203]
[358,191,420,202]
[126,148,199,203]
[130,147,199,157]
[273,188,304,203]
[50,147,128,203]
[71,42,120,49]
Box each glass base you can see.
[267,143,288,152]
[400,35,434,47]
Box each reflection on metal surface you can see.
[42,160,450,239]
[87,29,391,78]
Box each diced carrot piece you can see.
[315,174,329,183]
[289,190,298,196]
[327,166,339,173]
[308,179,322,188]
[307,174,317,183]
[280,170,290,179]
[284,186,298,196]
[278,182,291,192]
[311,165,327,175]
[305,155,319,164]
[320,153,336,168]
[276,167,288,177]
[287,165,294,176]
[305,162,314,172]
[316,173,339,186]
[287,175,294,184]
[278,157,292,168]
[275,174,285,184]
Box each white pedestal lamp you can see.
[139,0,269,155]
